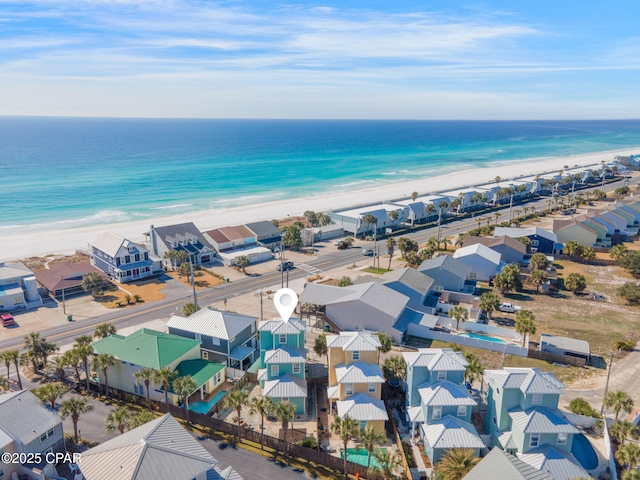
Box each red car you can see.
[0,313,15,327]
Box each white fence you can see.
[604,418,618,480]
[564,412,598,429]
[435,317,522,340]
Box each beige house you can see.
[552,219,598,247]
[326,332,387,433]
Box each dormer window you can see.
[352,351,360,361]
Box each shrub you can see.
[297,436,318,449]
[617,282,640,305]
[337,276,353,287]
[124,294,132,304]
[614,340,635,352]
[620,252,640,278]
[565,272,587,293]
[569,397,601,418]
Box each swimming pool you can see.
[189,390,227,415]
[571,433,598,470]
[341,448,384,469]
[458,333,507,344]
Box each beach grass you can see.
[98,280,167,308]
[166,269,226,289]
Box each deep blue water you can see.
[1,117,640,232]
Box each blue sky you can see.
[1,0,639,119]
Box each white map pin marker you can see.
[274,288,298,323]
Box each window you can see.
[346,383,354,395]
[135,254,140,262]
[293,363,301,374]
[44,447,53,455]
[530,435,540,448]
[531,239,539,247]
[557,433,567,445]
[212,337,220,346]
[437,371,446,381]
[368,383,376,393]
[434,285,444,292]
[532,393,542,405]
[281,398,289,403]
[202,351,209,360]
[352,351,360,361]
[125,255,131,264]
[279,334,287,344]
[360,421,367,429]
[496,388,500,395]
[194,333,201,342]
[216,372,222,383]
[432,406,442,420]
[40,432,48,442]
[457,405,467,417]
[230,336,236,343]
[271,365,279,377]
[469,272,477,279]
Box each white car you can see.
[499,302,521,313]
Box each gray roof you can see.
[0,390,62,445]
[494,227,557,243]
[264,345,307,364]
[509,407,579,435]
[89,231,145,257]
[403,348,468,371]
[245,221,281,238]
[418,255,471,280]
[168,308,257,341]
[0,262,33,281]
[80,414,218,480]
[326,331,381,352]
[518,447,589,480]
[484,368,564,395]
[381,267,434,297]
[335,361,385,384]
[453,243,502,265]
[336,392,389,421]
[462,235,528,255]
[263,375,308,398]
[393,308,439,333]
[421,415,485,449]
[151,222,213,250]
[418,381,477,407]
[540,334,590,356]
[463,447,555,480]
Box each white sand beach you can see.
[2,147,638,262]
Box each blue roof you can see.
[393,308,438,332]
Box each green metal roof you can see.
[93,328,200,369]
[173,359,225,391]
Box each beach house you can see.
[145,222,217,267]
[326,332,388,433]
[78,414,244,480]
[34,262,109,300]
[417,255,472,293]
[402,349,483,464]
[258,318,308,414]
[0,262,42,311]
[462,235,527,264]
[245,220,282,251]
[390,194,449,225]
[204,225,273,266]
[89,230,159,283]
[328,204,408,237]
[552,219,599,247]
[452,244,502,282]
[463,447,554,480]
[493,227,559,254]
[92,328,226,405]
[0,390,66,480]
[167,308,258,370]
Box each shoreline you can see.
[2,146,638,262]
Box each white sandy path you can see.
[2,147,638,262]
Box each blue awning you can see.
[229,345,254,361]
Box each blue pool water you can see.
[571,433,598,470]
[341,448,384,469]
[458,333,507,344]
[189,390,227,415]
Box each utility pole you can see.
[61,278,66,315]
[508,192,514,223]
[255,289,265,321]
[600,351,615,416]
[280,246,284,288]
[189,261,198,310]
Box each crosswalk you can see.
[296,263,323,275]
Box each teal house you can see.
[403,349,483,464]
[258,318,307,414]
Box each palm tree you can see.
[515,310,536,347]
[74,343,94,391]
[411,191,419,202]
[224,389,249,425]
[34,382,68,409]
[93,353,116,397]
[274,401,296,453]
[529,269,548,293]
[387,237,396,270]
[494,211,501,225]
[358,426,386,475]
[610,419,640,446]
[622,470,640,480]
[64,349,82,385]
[0,352,11,387]
[153,367,177,408]
[436,448,480,480]
[314,334,329,365]
[94,323,116,339]
[377,332,392,364]
[134,367,156,410]
[316,212,332,227]
[236,255,250,273]
[131,409,156,428]
[494,176,502,186]
[173,375,197,422]
[455,233,466,247]
[479,291,500,320]
[605,390,634,420]
[3,350,21,389]
[372,449,402,480]
[332,415,359,479]
[23,332,43,372]
[610,244,628,261]
[249,396,275,449]
[383,356,407,382]
[448,305,468,330]
[424,203,436,221]
[60,397,93,443]
[105,406,134,434]
[175,249,189,267]
[362,214,378,267]
[463,353,484,387]
[163,250,177,270]
[0,376,7,391]
[45,355,67,381]
[529,252,548,271]
[389,210,399,228]
[616,442,640,471]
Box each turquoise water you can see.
[2,118,640,233]
[189,390,227,414]
[341,448,384,469]
[571,433,598,470]
[458,333,508,344]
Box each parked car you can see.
[277,261,295,271]
[0,313,15,327]
[336,241,350,250]
[499,302,521,313]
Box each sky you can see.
[1,0,640,119]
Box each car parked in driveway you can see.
[276,261,295,271]
[0,313,15,327]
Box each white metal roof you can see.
[421,416,485,450]
[326,331,381,352]
[509,407,579,435]
[327,385,340,400]
[540,334,590,356]
[518,447,589,480]
[336,392,389,421]
[168,308,257,340]
[335,362,385,384]
[89,230,139,258]
[494,226,557,243]
[484,368,564,395]
[407,406,425,423]
[0,262,32,281]
[463,447,555,480]
[258,318,305,334]
[0,390,62,445]
[453,243,502,265]
[418,381,477,407]
[264,345,307,364]
[402,348,468,371]
[263,375,308,398]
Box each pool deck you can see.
[188,380,233,407]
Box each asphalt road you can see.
[0,177,627,355]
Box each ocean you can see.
[1,117,640,234]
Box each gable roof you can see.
[484,368,564,395]
[335,361,385,384]
[173,360,225,391]
[264,345,307,364]
[336,392,389,421]
[168,308,257,340]
[80,414,218,480]
[151,222,213,250]
[245,221,281,237]
[421,416,485,450]
[263,375,308,398]
[463,447,555,480]
[462,236,527,255]
[453,243,502,265]
[93,328,200,369]
[418,381,477,407]
[393,308,439,333]
[509,407,579,435]
[258,318,305,334]
[0,390,61,445]
[403,348,468,371]
[418,255,470,280]
[518,446,589,480]
[90,231,146,257]
[494,227,557,243]
[551,219,598,236]
[326,331,381,352]
[34,262,109,291]
[381,267,434,297]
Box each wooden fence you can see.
[382,389,411,480]
[527,349,587,367]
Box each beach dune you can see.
[2,147,637,262]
